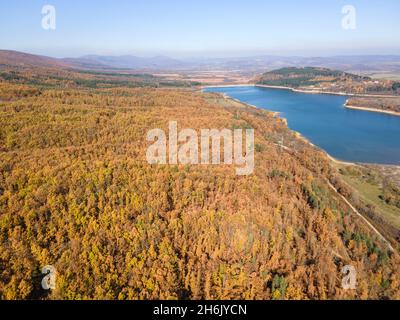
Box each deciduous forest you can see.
[0,73,399,300]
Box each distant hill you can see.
[63,55,187,70]
[0,50,66,68]
[0,50,195,88]
[256,67,400,113]
[256,67,369,88]
[170,55,400,74]
[0,50,188,71]
[2,49,400,76]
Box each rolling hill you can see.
[0,50,66,69]
[64,55,187,70]
[3,50,400,75]
[0,50,195,88]
[256,67,400,96]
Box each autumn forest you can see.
[0,57,399,300]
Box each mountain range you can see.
[1,49,400,74]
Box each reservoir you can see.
[204,86,400,164]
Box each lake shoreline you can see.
[344,102,400,117]
[201,84,254,89]
[218,92,359,166]
[203,84,400,117]
[202,83,399,99]
[207,87,400,167]
[255,84,399,98]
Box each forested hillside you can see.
[257,67,400,95]
[0,77,399,300]
[0,50,195,89]
[346,97,400,114]
[256,67,368,87]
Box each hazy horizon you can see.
[1,0,399,58]
[2,48,400,61]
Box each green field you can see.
[337,164,400,230]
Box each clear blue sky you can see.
[0,0,399,58]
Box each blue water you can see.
[204,86,400,164]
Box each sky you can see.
[0,0,399,58]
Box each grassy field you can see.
[336,164,400,230]
[369,73,400,81]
